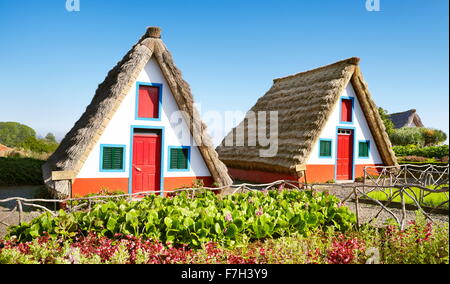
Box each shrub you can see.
[390,128,425,146]
[393,145,449,159]
[0,157,45,186]
[390,127,448,147]
[19,136,58,154]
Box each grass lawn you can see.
[367,185,449,209]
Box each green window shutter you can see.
[102,146,124,170]
[319,140,332,157]
[170,148,189,170]
[359,141,370,158]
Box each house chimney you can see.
[147,27,161,38]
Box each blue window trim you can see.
[318,139,333,159]
[128,125,165,196]
[358,140,371,159]
[99,144,126,172]
[339,96,355,125]
[167,146,191,172]
[135,82,163,121]
[334,126,357,181]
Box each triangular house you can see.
[388,109,424,129]
[216,58,398,183]
[43,27,232,198]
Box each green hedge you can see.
[393,145,449,159]
[0,157,45,186]
[397,161,449,166]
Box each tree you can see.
[378,107,395,136]
[0,122,36,147]
[45,133,57,143]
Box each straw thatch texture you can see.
[216,58,398,175]
[43,27,232,196]
[388,109,424,129]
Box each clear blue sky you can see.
[0,0,448,143]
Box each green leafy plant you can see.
[6,190,356,248]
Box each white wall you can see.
[306,82,383,165]
[77,58,211,179]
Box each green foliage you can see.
[389,127,425,146]
[421,128,447,147]
[389,127,448,147]
[2,215,448,264]
[0,122,59,154]
[19,136,58,154]
[0,157,45,186]
[6,190,356,247]
[393,144,449,159]
[378,108,395,135]
[366,185,449,209]
[44,133,57,144]
[0,122,36,148]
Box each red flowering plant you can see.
[326,234,366,264]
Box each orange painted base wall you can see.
[72,176,214,197]
[229,164,384,185]
[228,168,297,184]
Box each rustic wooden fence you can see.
[1,164,448,233]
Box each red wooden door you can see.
[336,129,354,180]
[132,134,161,194]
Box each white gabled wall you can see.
[77,57,211,179]
[306,82,383,165]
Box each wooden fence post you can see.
[353,187,360,229]
[17,200,23,225]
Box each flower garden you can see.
[0,189,448,264]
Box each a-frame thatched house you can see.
[43,27,232,198]
[388,109,424,129]
[216,57,398,184]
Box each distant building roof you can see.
[388,109,424,129]
[0,143,12,154]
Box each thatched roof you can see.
[43,27,232,192]
[216,57,398,175]
[388,109,424,129]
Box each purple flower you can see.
[225,213,233,222]
[256,207,263,217]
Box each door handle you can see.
[134,166,142,172]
